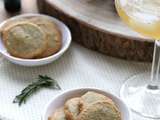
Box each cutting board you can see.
[37,0,153,61]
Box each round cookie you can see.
[1,18,26,32]
[80,92,115,111]
[64,97,81,120]
[1,19,28,43]
[77,101,121,120]
[3,22,47,59]
[48,108,66,120]
[27,16,62,58]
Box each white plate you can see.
[0,14,72,66]
[42,88,131,120]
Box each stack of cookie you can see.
[49,92,121,120]
[1,16,62,59]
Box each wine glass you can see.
[115,0,160,119]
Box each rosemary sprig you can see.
[13,75,61,106]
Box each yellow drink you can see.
[115,0,160,39]
[115,0,160,118]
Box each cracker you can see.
[3,22,47,59]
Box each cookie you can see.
[80,91,115,111]
[48,108,66,120]
[64,97,81,120]
[3,22,47,59]
[77,101,121,120]
[1,19,28,43]
[1,18,26,31]
[27,16,62,58]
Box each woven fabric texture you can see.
[0,43,151,120]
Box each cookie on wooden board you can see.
[3,22,47,59]
[48,107,66,120]
[77,101,121,120]
[64,97,81,120]
[27,16,62,58]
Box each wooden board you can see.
[0,0,153,62]
[38,0,154,61]
[37,0,154,61]
[40,0,149,40]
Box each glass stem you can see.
[148,40,160,90]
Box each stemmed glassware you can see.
[115,0,160,119]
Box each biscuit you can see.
[1,19,28,43]
[1,19,26,31]
[48,107,66,120]
[64,97,81,120]
[80,92,115,111]
[77,101,121,120]
[27,17,62,58]
[3,22,47,59]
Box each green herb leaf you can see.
[13,75,61,106]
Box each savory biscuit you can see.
[3,22,47,59]
[1,19,28,43]
[1,18,26,31]
[27,17,62,58]
[64,97,81,120]
[77,101,121,120]
[80,92,115,111]
[48,108,66,120]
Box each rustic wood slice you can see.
[37,0,154,62]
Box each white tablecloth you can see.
[0,42,153,120]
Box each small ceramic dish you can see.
[42,88,131,120]
[0,14,72,66]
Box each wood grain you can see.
[37,0,153,61]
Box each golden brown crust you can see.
[64,97,81,120]
[48,107,66,120]
[3,22,47,59]
[64,109,73,120]
[79,99,84,112]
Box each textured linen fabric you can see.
[0,43,152,120]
